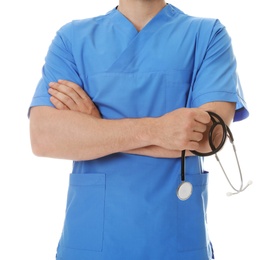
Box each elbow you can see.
[29,107,52,157]
[30,137,45,158]
[30,124,49,157]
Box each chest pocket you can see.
[165,70,191,112]
[85,70,191,119]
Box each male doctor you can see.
[29,0,248,259]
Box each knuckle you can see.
[83,98,92,106]
[67,88,75,95]
[64,96,74,106]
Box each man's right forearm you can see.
[29,106,156,161]
[30,106,211,161]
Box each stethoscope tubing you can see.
[178,111,251,200]
[181,111,229,182]
[190,111,230,157]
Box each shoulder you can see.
[184,15,224,35]
[171,4,225,35]
[56,8,116,38]
[179,13,230,46]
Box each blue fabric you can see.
[30,4,249,260]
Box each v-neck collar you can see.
[107,4,177,37]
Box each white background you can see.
[0,0,275,259]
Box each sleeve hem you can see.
[190,91,249,122]
[27,97,54,118]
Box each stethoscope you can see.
[177,111,252,201]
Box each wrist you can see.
[133,117,158,147]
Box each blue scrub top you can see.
[30,4,248,260]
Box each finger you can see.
[193,122,208,133]
[194,111,211,124]
[58,80,89,100]
[50,82,81,102]
[50,96,69,110]
[48,87,78,110]
[55,80,94,108]
[56,80,94,111]
[190,131,204,142]
[50,83,84,110]
[186,141,200,151]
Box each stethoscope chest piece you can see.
[177,181,193,201]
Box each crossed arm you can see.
[29,80,235,161]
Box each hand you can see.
[48,80,101,118]
[154,108,211,151]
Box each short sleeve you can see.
[190,19,249,122]
[28,22,83,114]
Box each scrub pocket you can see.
[165,70,191,112]
[177,172,209,252]
[60,173,106,252]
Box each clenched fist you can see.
[153,108,211,151]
